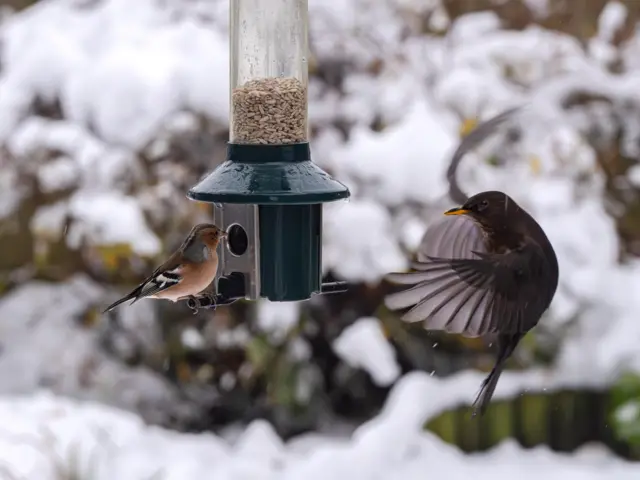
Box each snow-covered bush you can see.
[1,0,640,474]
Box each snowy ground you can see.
[1,0,640,476]
[0,374,638,480]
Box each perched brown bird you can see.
[103,223,227,313]
[384,111,558,416]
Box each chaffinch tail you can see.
[103,223,227,313]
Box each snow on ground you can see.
[0,374,637,480]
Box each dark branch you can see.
[447,106,522,204]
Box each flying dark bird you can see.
[384,110,558,416]
[103,223,227,314]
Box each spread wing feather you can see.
[385,217,551,338]
[416,215,487,261]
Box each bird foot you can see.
[185,293,217,315]
[202,292,217,311]
[186,296,201,315]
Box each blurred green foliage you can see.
[426,388,636,459]
[610,372,640,446]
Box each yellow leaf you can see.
[95,243,135,272]
[176,361,192,383]
[529,156,542,175]
[456,335,485,350]
[380,322,390,339]
[33,240,50,267]
[459,117,478,138]
[80,307,100,328]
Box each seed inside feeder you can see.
[231,77,307,145]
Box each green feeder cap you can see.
[187,143,350,205]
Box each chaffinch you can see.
[103,223,227,313]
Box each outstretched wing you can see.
[416,214,487,262]
[384,243,551,337]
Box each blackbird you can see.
[384,110,559,416]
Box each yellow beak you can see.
[444,207,470,216]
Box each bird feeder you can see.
[187,0,350,304]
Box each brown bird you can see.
[103,223,227,313]
[384,112,558,416]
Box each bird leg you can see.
[201,292,218,311]
[182,293,217,315]
[185,295,201,315]
[191,287,218,311]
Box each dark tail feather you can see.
[471,362,504,417]
[471,333,522,417]
[103,292,139,313]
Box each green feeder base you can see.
[187,142,350,303]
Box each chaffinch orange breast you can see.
[103,223,227,313]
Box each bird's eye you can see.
[478,200,489,211]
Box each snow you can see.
[522,0,549,19]
[332,317,401,387]
[1,0,229,149]
[2,0,640,476]
[615,401,640,424]
[0,277,198,427]
[180,328,206,351]
[335,98,458,207]
[323,199,407,282]
[597,1,627,42]
[0,375,637,479]
[447,11,502,45]
[589,1,628,66]
[0,0,230,256]
[628,165,640,187]
[36,156,80,193]
[256,301,302,343]
[65,192,161,256]
[0,168,27,220]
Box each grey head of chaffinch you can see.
[103,223,227,313]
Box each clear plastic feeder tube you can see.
[230,0,309,145]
